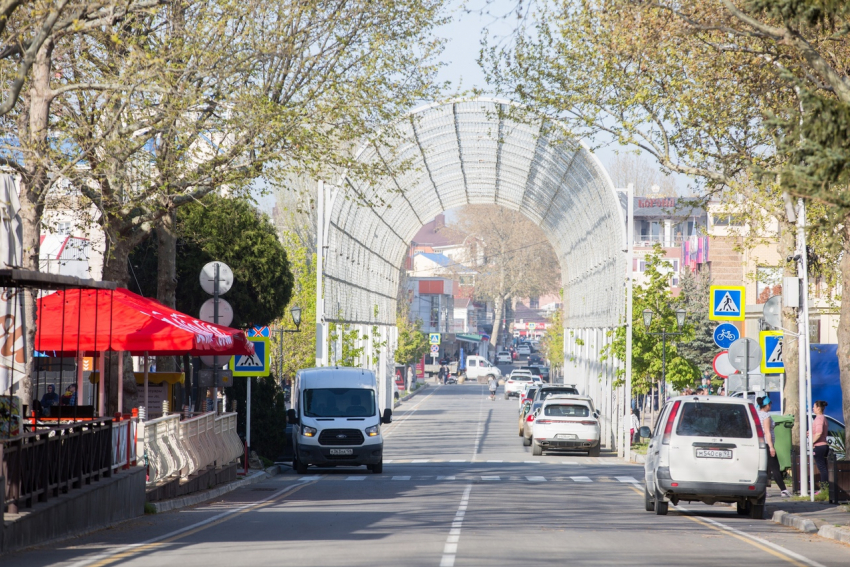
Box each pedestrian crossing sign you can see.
[709,285,745,321]
[759,331,784,374]
[230,336,270,377]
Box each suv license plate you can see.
[696,449,732,459]
[556,433,578,439]
[330,449,353,456]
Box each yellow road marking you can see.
[625,485,810,567]
[84,481,314,567]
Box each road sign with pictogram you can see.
[429,333,441,345]
[713,323,740,349]
[709,285,745,321]
[430,344,439,355]
[230,336,270,376]
[759,331,784,374]
[248,325,270,338]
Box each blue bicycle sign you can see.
[713,323,740,349]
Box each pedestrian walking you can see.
[757,396,790,497]
[812,400,830,495]
[630,409,640,444]
[488,375,498,401]
[407,366,414,392]
[438,364,447,385]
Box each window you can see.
[544,404,590,417]
[469,359,477,367]
[529,297,539,309]
[639,260,646,273]
[57,222,71,236]
[675,402,753,438]
[712,214,744,227]
[756,266,783,304]
[304,388,376,418]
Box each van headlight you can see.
[365,424,380,437]
[301,425,317,437]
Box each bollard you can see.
[183,404,190,420]
[232,400,238,413]
[162,400,170,416]
[138,406,147,421]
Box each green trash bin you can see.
[772,414,795,471]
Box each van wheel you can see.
[736,500,750,515]
[655,500,669,515]
[749,497,765,519]
[294,456,308,475]
[644,484,655,512]
[369,461,383,474]
[588,444,600,458]
[523,435,532,446]
[532,440,543,456]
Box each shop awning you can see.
[35,288,253,356]
[456,333,485,343]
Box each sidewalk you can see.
[764,485,850,545]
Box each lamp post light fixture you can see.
[642,307,687,402]
[274,305,303,382]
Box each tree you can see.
[225,374,289,461]
[449,205,561,349]
[675,268,716,374]
[395,307,429,368]
[541,295,564,372]
[273,235,316,381]
[129,194,294,329]
[601,245,701,395]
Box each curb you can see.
[817,524,850,545]
[394,384,429,408]
[772,510,819,534]
[150,465,280,514]
[629,453,646,465]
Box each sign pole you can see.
[624,182,634,463]
[246,376,251,451]
[212,262,219,414]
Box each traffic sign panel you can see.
[713,323,740,349]
[230,336,270,376]
[712,351,735,378]
[430,344,439,354]
[710,285,745,321]
[429,333,441,345]
[759,331,784,374]
[248,325,270,338]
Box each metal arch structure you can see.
[315,99,631,453]
[321,98,625,328]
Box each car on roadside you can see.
[519,385,540,409]
[517,344,531,356]
[496,351,513,364]
[504,371,540,399]
[523,365,550,383]
[528,395,601,457]
[519,398,534,436]
[528,354,544,365]
[464,355,502,383]
[641,395,767,519]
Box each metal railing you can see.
[139,412,242,485]
[2,420,113,514]
[111,415,139,471]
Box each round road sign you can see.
[200,261,233,295]
[728,338,761,373]
[713,323,740,349]
[712,351,735,378]
[199,297,233,327]
[763,295,782,329]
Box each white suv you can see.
[496,351,512,364]
[642,396,768,518]
[529,395,600,457]
[504,371,539,399]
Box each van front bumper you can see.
[297,443,383,466]
[656,467,768,498]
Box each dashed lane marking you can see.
[616,476,639,483]
[571,476,593,483]
[526,476,546,482]
[345,476,365,481]
[481,476,500,481]
[392,476,411,481]
[440,484,472,567]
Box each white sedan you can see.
[504,371,539,399]
[496,351,513,364]
[529,395,600,457]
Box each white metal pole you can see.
[625,182,634,463]
[799,199,815,500]
[796,199,809,497]
[246,376,252,450]
[143,351,149,415]
[316,180,325,367]
[117,351,124,415]
[97,352,105,417]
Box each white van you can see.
[464,355,502,383]
[288,367,392,474]
[642,396,768,519]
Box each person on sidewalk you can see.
[407,366,414,393]
[757,396,790,498]
[812,400,830,495]
[630,409,641,444]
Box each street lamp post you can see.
[274,306,303,382]
[642,307,687,402]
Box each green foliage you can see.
[225,375,289,461]
[274,235,316,380]
[675,268,717,373]
[542,302,564,368]
[395,315,429,367]
[328,321,366,367]
[601,245,701,394]
[129,194,293,328]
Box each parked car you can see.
[496,351,513,364]
[523,365,550,383]
[529,395,601,457]
[517,344,531,356]
[518,385,540,408]
[464,355,502,383]
[533,385,580,404]
[528,354,544,365]
[504,372,539,399]
[641,396,767,518]
[519,399,534,436]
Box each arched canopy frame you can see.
[322,98,625,329]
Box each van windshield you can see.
[304,388,376,418]
[675,402,753,438]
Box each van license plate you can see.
[330,449,353,456]
[556,434,578,439]
[696,449,732,459]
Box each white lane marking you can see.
[383,387,440,438]
[526,476,546,482]
[524,460,541,464]
[487,459,503,463]
[481,476,500,481]
[345,476,365,481]
[616,476,639,483]
[440,484,472,567]
[392,476,411,481]
[384,460,393,464]
[66,479,319,567]
[437,476,456,481]
[560,461,579,465]
[675,505,828,567]
[450,459,467,463]
[571,476,593,483]
[412,459,430,463]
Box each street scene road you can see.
[4,379,848,567]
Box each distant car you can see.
[504,371,538,398]
[519,399,534,436]
[533,385,580,405]
[523,365,550,383]
[517,344,531,356]
[642,395,767,518]
[496,351,513,364]
[530,395,601,457]
[528,354,544,365]
[519,385,540,409]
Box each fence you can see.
[791,452,850,503]
[112,415,138,471]
[139,412,242,485]
[2,420,113,514]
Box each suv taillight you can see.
[662,400,681,445]
[527,414,534,422]
[748,403,766,449]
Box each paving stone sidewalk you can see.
[763,485,850,546]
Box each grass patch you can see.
[631,442,649,456]
[144,502,157,515]
[260,456,274,468]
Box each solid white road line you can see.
[481,476,500,481]
[440,484,472,567]
[392,476,411,481]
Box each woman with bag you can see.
[812,400,830,495]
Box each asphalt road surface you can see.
[4,383,850,567]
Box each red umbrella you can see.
[35,288,253,356]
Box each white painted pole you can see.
[799,199,815,500]
[97,352,105,417]
[117,351,124,415]
[625,182,635,463]
[143,351,149,416]
[796,199,809,497]
[246,376,252,450]
[316,180,325,367]
[76,352,84,406]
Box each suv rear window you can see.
[544,404,590,417]
[536,387,579,401]
[675,402,753,438]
